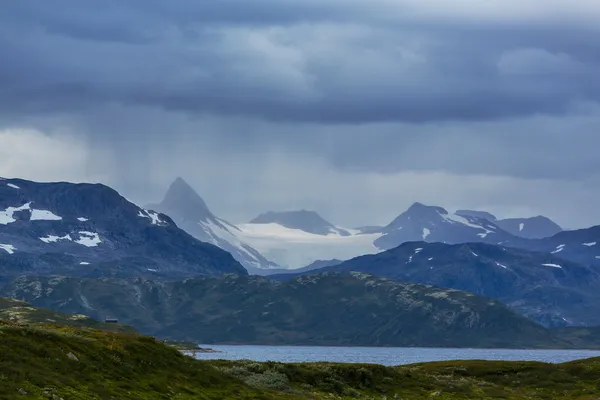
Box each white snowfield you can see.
[38,231,102,247]
[1,202,63,224]
[236,222,383,269]
[7,183,20,189]
[200,218,271,269]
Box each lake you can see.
[192,345,600,366]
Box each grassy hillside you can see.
[0,297,135,333]
[2,273,575,348]
[1,322,600,399]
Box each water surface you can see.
[192,345,600,366]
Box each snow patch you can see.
[583,242,596,247]
[75,231,101,247]
[0,244,16,254]
[519,222,525,232]
[0,202,31,224]
[147,268,158,272]
[1,202,63,224]
[77,217,89,222]
[422,228,431,240]
[471,251,478,257]
[7,183,20,189]
[439,211,494,236]
[542,263,562,269]
[552,244,566,254]
[40,234,72,244]
[138,209,165,225]
[428,257,434,261]
[79,262,90,265]
[407,247,423,263]
[30,209,62,221]
[495,262,508,269]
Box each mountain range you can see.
[146,178,279,275]
[456,210,563,239]
[271,241,600,327]
[0,177,246,283]
[2,175,600,348]
[141,178,595,273]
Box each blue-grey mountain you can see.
[456,210,563,239]
[146,177,279,275]
[272,241,600,327]
[374,202,516,250]
[0,177,246,283]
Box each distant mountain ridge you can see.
[374,202,515,250]
[0,177,246,282]
[456,209,563,239]
[250,210,351,236]
[515,225,600,268]
[146,178,279,275]
[271,241,600,327]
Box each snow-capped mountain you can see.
[146,178,279,275]
[0,177,246,283]
[250,210,352,236]
[236,220,382,270]
[456,210,563,239]
[374,202,516,250]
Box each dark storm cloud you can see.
[3,0,600,230]
[1,0,600,123]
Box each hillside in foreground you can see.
[1,322,600,399]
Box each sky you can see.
[1,0,600,229]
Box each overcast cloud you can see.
[1,0,600,229]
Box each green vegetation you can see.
[1,321,600,399]
[0,297,135,333]
[2,273,577,348]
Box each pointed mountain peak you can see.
[156,177,213,222]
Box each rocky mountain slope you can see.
[271,241,600,327]
[0,272,567,348]
[374,203,516,250]
[456,210,563,239]
[0,177,246,282]
[512,225,600,268]
[146,178,279,275]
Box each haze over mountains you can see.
[141,177,596,273]
[146,178,278,275]
[2,175,600,349]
